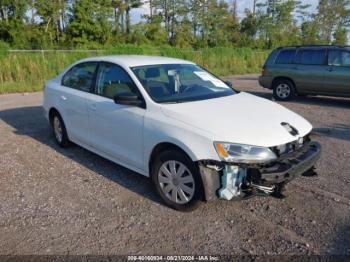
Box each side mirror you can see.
[113,92,145,108]
[224,80,233,88]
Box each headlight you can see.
[214,142,277,164]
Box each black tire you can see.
[51,112,71,148]
[151,149,203,211]
[273,79,296,101]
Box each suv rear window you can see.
[296,49,326,65]
[275,49,296,64]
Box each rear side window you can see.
[328,49,350,66]
[275,49,296,64]
[62,62,98,92]
[264,49,279,66]
[296,49,326,65]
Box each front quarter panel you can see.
[143,107,220,175]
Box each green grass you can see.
[0,45,269,94]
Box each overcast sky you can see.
[131,0,319,23]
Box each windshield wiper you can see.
[160,100,184,104]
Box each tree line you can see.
[0,0,349,50]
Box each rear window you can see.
[296,49,326,65]
[275,49,296,64]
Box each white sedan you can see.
[43,55,321,211]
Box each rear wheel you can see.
[151,150,203,211]
[51,112,70,147]
[273,79,296,101]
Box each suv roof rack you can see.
[278,44,350,49]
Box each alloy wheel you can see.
[276,83,291,99]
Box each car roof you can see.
[278,45,350,50]
[76,55,195,67]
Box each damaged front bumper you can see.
[199,141,322,201]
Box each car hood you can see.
[160,92,312,147]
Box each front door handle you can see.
[327,67,334,72]
[61,95,67,101]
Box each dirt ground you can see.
[0,75,349,255]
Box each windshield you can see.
[131,64,235,103]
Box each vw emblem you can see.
[281,122,299,136]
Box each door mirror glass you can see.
[113,92,144,108]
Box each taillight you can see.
[261,66,267,76]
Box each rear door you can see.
[60,62,98,145]
[271,48,298,78]
[293,47,327,94]
[324,48,350,95]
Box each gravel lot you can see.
[0,75,349,255]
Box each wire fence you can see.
[0,48,269,93]
[4,48,267,69]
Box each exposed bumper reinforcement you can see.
[199,141,322,201]
[258,141,321,185]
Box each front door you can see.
[324,48,350,96]
[87,62,146,171]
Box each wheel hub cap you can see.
[276,84,291,98]
[158,160,195,204]
[172,178,179,186]
[53,117,63,143]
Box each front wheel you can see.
[151,150,203,211]
[273,79,296,101]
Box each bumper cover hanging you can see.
[199,141,322,201]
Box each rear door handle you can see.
[327,67,334,72]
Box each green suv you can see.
[259,45,350,101]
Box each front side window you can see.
[62,62,97,92]
[328,49,350,66]
[275,49,296,64]
[95,63,139,99]
[297,49,325,65]
[131,64,235,103]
